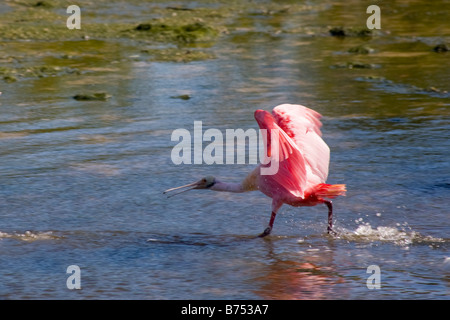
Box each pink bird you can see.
[164,104,346,237]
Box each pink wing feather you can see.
[272,104,330,184]
[254,109,307,198]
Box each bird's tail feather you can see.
[314,183,346,199]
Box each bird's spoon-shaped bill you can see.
[163,181,200,198]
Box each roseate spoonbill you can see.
[164,104,346,237]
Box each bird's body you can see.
[164,104,346,236]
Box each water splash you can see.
[0,230,62,242]
[335,223,444,246]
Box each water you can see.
[0,1,449,299]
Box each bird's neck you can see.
[211,181,245,193]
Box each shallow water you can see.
[0,1,449,299]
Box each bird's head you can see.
[163,176,216,198]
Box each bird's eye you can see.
[201,178,206,183]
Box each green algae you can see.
[0,65,80,82]
[0,1,224,43]
[131,21,218,44]
[3,0,446,92]
[0,0,227,72]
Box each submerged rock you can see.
[32,1,53,8]
[3,75,17,83]
[135,24,152,31]
[433,43,449,53]
[356,76,450,97]
[329,27,346,37]
[330,27,372,37]
[170,94,191,100]
[73,92,110,101]
[348,45,375,54]
[332,62,377,69]
[140,48,214,62]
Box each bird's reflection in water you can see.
[254,261,337,299]
[253,241,345,299]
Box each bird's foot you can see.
[327,226,337,236]
[258,226,272,238]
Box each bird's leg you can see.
[258,201,282,238]
[324,200,336,235]
[258,211,277,237]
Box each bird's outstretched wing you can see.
[254,109,307,198]
[272,104,330,184]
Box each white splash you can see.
[0,231,61,242]
[336,223,444,246]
